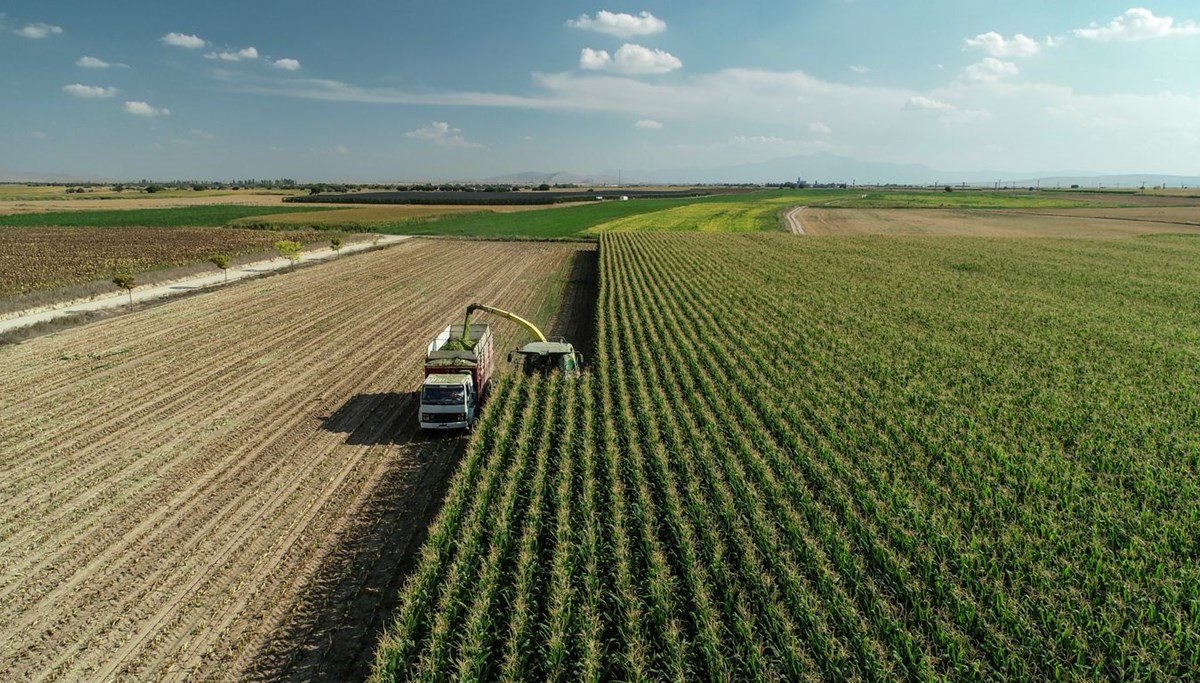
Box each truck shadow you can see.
[250,392,467,682]
[321,392,417,445]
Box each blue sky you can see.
[2,1,1200,181]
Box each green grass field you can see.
[0,205,332,228]
[300,190,1129,238]
[367,197,715,238]
[372,231,1200,682]
[824,191,1121,209]
[0,189,1141,237]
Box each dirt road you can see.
[782,205,807,234]
[0,239,595,681]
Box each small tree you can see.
[112,271,136,311]
[209,254,231,282]
[330,236,343,257]
[275,239,303,266]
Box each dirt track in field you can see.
[0,239,595,681]
[801,207,1200,237]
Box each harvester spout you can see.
[463,303,548,343]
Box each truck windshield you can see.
[422,386,466,405]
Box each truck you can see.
[419,323,494,431]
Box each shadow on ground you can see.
[321,392,417,446]
[549,247,598,365]
[249,390,465,682]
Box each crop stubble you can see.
[0,239,594,681]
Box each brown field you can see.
[238,203,561,227]
[801,207,1200,237]
[0,192,303,214]
[0,226,332,296]
[0,239,595,681]
[1046,191,1200,207]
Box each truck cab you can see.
[419,373,479,430]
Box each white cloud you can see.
[77,56,128,69]
[272,58,301,71]
[404,121,481,147]
[62,84,118,98]
[29,131,48,140]
[809,121,832,134]
[17,22,62,39]
[206,46,259,61]
[730,135,796,146]
[961,57,1019,82]
[207,66,1200,173]
[189,128,216,140]
[580,43,681,75]
[580,48,611,70]
[124,101,170,117]
[849,65,870,74]
[1074,8,1200,41]
[333,145,349,154]
[964,32,1041,57]
[635,119,663,129]
[161,32,205,49]
[904,95,956,112]
[902,95,990,125]
[567,10,666,38]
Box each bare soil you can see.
[0,193,300,214]
[801,207,1200,237]
[0,239,595,681]
[242,203,571,226]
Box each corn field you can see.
[372,232,1200,682]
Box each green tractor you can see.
[457,303,582,376]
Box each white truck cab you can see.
[419,373,478,430]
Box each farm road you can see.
[0,235,409,335]
[783,205,807,234]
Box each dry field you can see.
[239,202,577,227]
[0,192,301,215]
[0,226,331,296]
[0,239,594,681]
[800,207,1200,237]
[1049,191,1200,207]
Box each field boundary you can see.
[0,236,409,337]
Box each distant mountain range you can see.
[0,165,87,183]
[489,153,1200,189]
[484,170,622,186]
[5,154,1198,189]
[629,152,1200,188]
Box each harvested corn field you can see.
[0,239,595,681]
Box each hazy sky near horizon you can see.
[2,1,1200,181]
